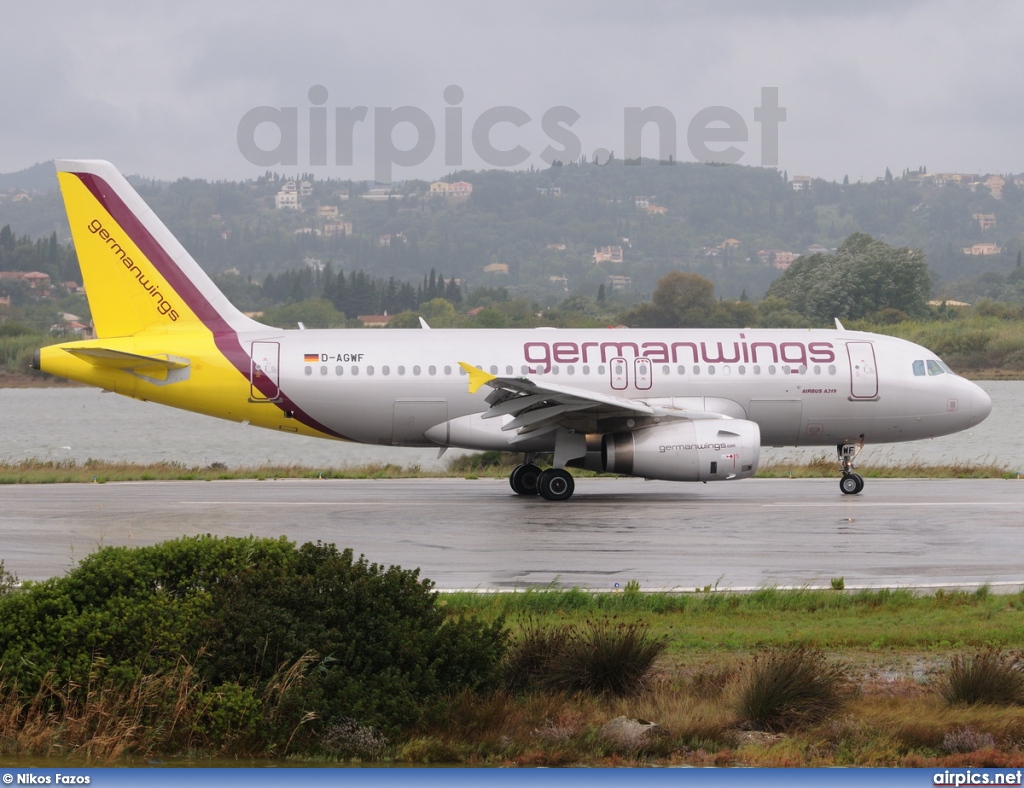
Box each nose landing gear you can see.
[838,440,865,495]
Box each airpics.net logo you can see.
[237,85,786,183]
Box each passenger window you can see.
[446,365,453,375]
[927,360,944,376]
[782,365,790,375]
[768,365,776,375]
[677,365,686,375]
[351,366,359,376]
[828,365,836,375]
[335,365,343,376]
[413,365,421,375]
[598,365,606,374]
[708,366,716,375]
[739,365,746,375]
[521,365,528,374]
[382,366,390,376]
[428,365,436,375]
[366,366,374,376]
[913,360,925,376]
[567,365,575,375]
[583,365,590,375]
[320,366,328,376]
[304,366,312,376]
[506,365,513,375]
[490,365,498,374]
[813,365,820,375]
[693,365,700,375]
[753,365,761,374]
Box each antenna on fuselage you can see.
[834,318,845,331]
[419,317,431,329]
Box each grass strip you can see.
[0,457,1013,484]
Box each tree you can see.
[261,299,346,329]
[619,272,716,327]
[765,233,931,323]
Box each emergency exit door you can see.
[250,341,280,401]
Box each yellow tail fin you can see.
[56,160,262,338]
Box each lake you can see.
[0,381,1017,471]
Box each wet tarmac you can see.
[1,477,1021,590]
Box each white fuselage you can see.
[237,326,991,452]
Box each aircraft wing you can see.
[458,361,725,443]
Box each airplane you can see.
[33,160,992,501]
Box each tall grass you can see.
[503,618,666,698]
[936,649,1024,706]
[0,655,317,761]
[736,646,851,732]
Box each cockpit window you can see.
[926,359,945,376]
[912,360,925,376]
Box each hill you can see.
[0,160,1020,303]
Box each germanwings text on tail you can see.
[35,160,992,501]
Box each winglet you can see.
[459,361,497,394]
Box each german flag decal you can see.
[304,353,319,363]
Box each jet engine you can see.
[602,419,761,482]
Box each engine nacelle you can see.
[602,419,761,482]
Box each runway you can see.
[0,477,1021,590]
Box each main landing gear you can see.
[838,441,865,495]
[509,457,575,501]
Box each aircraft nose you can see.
[969,382,992,426]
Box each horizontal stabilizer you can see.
[64,347,190,373]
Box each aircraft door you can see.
[846,341,878,399]
[634,357,652,390]
[610,357,628,390]
[250,341,280,401]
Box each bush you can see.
[936,649,1024,706]
[0,536,507,740]
[0,560,16,596]
[504,618,665,697]
[737,646,850,732]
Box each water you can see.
[0,381,1017,471]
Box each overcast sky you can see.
[4,0,1023,183]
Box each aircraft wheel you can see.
[510,463,542,496]
[538,468,575,501]
[840,473,863,495]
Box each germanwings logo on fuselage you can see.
[522,334,836,372]
[87,218,180,321]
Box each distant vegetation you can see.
[3,158,1024,305]
[4,156,1024,377]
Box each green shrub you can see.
[937,649,1024,706]
[737,645,850,732]
[0,536,507,739]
